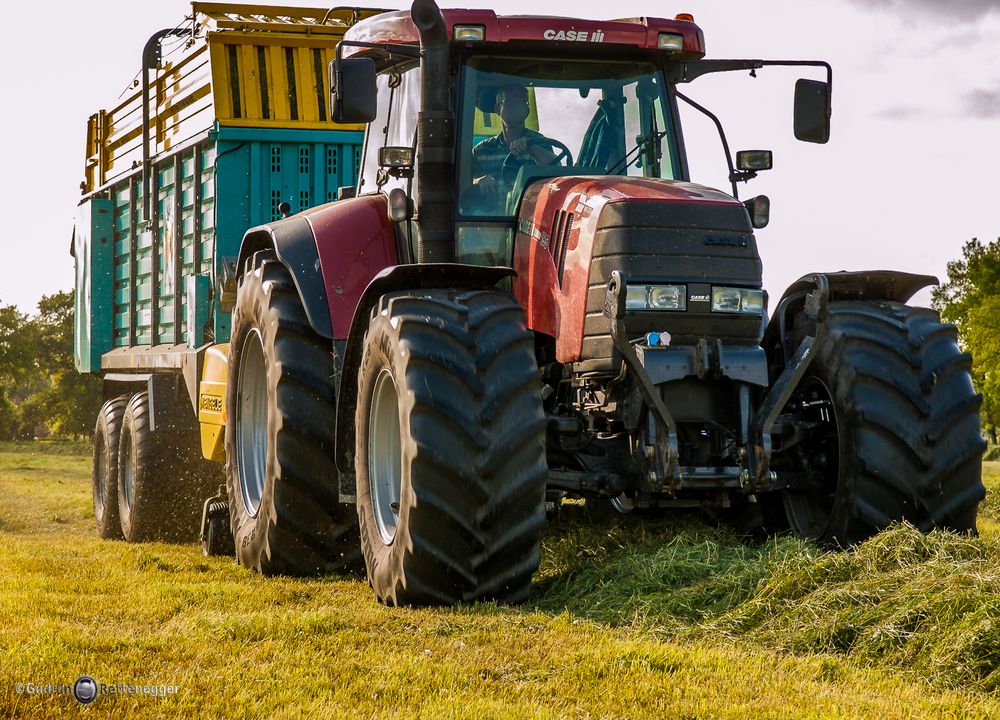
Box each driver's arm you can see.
[509,135,557,166]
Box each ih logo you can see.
[543,28,605,42]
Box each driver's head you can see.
[494,84,530,129]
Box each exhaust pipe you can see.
[411,0,455,263]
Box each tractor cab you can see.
[334,7,830,271]
[334,8,708,268]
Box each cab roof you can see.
[343,9,705,58]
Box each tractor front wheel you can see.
[355,289,548,606]
[773,300,986,546]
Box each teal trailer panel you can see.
[77,124,364,374]
[211,126,363,342]
[73,198,115,373]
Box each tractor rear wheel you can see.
[93,396,128,539]
[774,300,986,546]
[225,253,361,576]
[355,289,548,606]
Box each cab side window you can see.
[357,64,421,196]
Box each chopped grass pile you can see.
[713,524,1000,690]
[534,466,1000,692]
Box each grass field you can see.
[1,441,999,718]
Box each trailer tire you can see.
[225,254,361,576]
[774,300,986,546]
[93,396,128,539]
[117,391,211,542]
[201,499,236,557]
[355,290,547,606]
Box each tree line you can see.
[932,237,1000,445]
[0,291,102,440]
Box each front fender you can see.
[762,270,937,368]
[776,269,937,308]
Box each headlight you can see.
[453,24,486,42]
[711,287,765,314]
[657,33,685,52]
[625,284,687,311]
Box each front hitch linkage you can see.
[605,271,831,493]
[604,271,680,482]
[748,273,830,488]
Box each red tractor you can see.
[214,0,985,605]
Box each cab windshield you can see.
[458,55,679,221]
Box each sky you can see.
[1,0,997,313]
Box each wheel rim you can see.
[369,368,402,544]
[782,376,841,539]
[121,427,135,511]
[236,329,268,518]
[94,434,107,514]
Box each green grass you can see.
[1,443,999,718]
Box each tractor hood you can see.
[520,176,743,209]
[512,176,763,367]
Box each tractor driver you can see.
[469,84,559,211]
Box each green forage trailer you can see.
[73,4,381,545]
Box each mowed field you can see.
[2,442,1000,719]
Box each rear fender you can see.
[235,195,400,340]
[334,264,516,476]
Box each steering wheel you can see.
[499,137,574,188]
[525,136,573,167]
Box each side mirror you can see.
[330,57,377,123]
[793,79,831,144]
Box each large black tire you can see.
[355,289,548,606]
[117,391,216,542]
[225,253,361,576]
[773,300,986,546]
[93,396,128,539]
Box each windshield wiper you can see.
[607,127,668,176]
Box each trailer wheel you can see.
[225,254,361,576]
[93,396,128,539]
[774,301,986,546]
[355,290,547,606]
[117,391,211,542]
[201,498,235,557]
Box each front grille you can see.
[578,200,763,374]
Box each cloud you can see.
[874,105,926,120]
[845,0,1000,21]
[963,89,1000,118]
